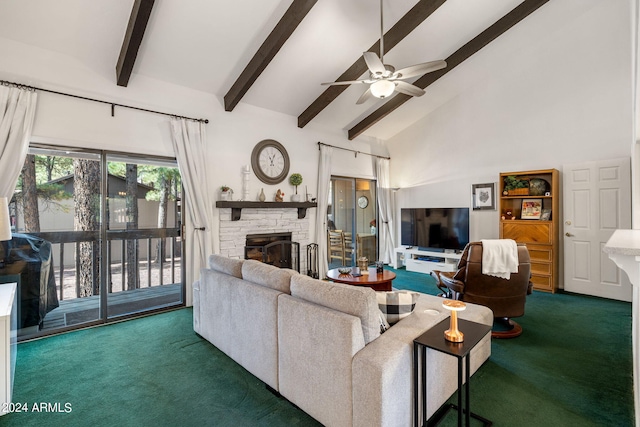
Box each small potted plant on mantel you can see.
[289,173,303,202]
[220,185,233,201]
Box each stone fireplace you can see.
[218,206,311,273]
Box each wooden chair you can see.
[328,230,345,266]
[343,232,354,265]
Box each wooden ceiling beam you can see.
[298,0,447,128]
[224,0,318,112]
[348,0,550,140]
[116,0,155,87]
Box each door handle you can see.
[565,232,574,237]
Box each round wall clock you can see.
[251,139,290,185]
[358,195,369,209]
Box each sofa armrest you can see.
[352,294,492,426]
[352,311,433,427]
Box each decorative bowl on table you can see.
[338,267,351,275]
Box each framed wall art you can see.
[521,199,542,219]
[472,183,496,210]
[540,209,552,221]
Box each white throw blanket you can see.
[481,239,519,279]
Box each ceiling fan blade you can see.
[321,79,369,86]
[394,60,447,80]
[356,88,374,105]
[363,52,386,76]
[394,81,425,97]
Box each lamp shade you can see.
[370,80,395,98]
[0,197,11,242]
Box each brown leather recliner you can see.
[432,242,533,338]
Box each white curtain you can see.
[0,85,38,197]
[315,144,333,278]
[170,118,214,306]
[374,157,395,264]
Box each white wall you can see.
[388,0,635,243]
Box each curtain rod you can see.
[317,142,390,160]
[0,79,209,124]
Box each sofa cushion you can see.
[208,254,243,278]
[242,259,295,293]
[376,291,420,325]
[290,275,380,344]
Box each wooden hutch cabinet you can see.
[499,169,559,293]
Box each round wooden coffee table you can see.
[326,268,396,291]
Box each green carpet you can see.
[391,267,634,426]
[2,267,634,426]
[4,309,320,427]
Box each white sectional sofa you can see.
[193,255,493,427]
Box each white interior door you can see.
[563,158,632,301]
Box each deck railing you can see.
[29,228,181,301]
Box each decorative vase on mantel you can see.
[259,188,266,202]
[291,194,301,202]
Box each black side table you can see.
[413,318,492,427]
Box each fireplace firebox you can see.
[245,232,300,272]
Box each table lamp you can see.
[442,299,466,342]
[0,197,11,269]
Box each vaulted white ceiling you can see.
[0,0,536,141]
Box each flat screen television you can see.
[400,208,469,251]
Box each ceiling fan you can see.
[322,0,447,104]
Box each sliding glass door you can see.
[105,154,183,319]
[5,147,104,336]
[328,177,377,269]
[2,146,184,340]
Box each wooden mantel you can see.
[216,201,317,221]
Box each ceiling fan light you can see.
[370,80,395,98]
